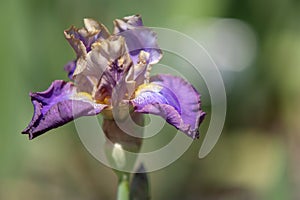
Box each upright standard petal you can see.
[64,18,110,54]
[64,19,110,77]
[78,36,133,103]
[111,50,150,107]
[113,14,143,33]
[113,15,162,65]
[131,74,206,139]
[22,80,107,139]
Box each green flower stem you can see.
[117,173,130,200]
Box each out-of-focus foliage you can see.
[0,0,299,199]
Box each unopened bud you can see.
[112,143,126,169]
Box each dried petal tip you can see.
[83,18,107,35]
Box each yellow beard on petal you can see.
[74,92,94,101]
[134,83,162,98]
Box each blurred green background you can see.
[1,0,300,199]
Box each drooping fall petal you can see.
[22,80,107,139]
[131,74,206,139]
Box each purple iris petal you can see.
[113,14,143,33]
[131,74,206,139]
[114,15,162,65]
[120,28,163,65]
[64,60,76,79]
[22,80,107,139]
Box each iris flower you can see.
[22,15,206,141]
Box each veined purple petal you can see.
[22,80,107,139]
[131,74,205,139]
[113,15,162,65]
